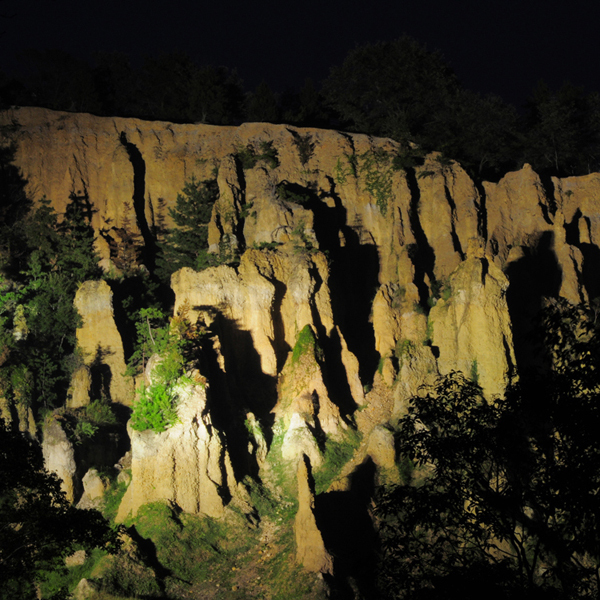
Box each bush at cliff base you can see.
[375,300,600,599]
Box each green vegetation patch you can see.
[132,502,248,585]
[39,547,108,599]
[276,180,313,205]
[101,471,131,524]
[291,324,318,365]
[313,428,362,494]
[118,500,326,599]
[235,140,280,170]
[358,148,395,216]
[334,149,396,215]
[291,132,316,166]
[129,305,204,433]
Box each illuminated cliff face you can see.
[3,106,600,590]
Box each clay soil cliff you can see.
[2,106,600,597]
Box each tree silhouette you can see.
[376,300,600,599]
[0,421,118,599]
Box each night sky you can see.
[2,0,600,108]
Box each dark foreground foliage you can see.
[376,300,600,599]
[0,422,119,600]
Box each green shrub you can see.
[235,141,280,170]
[291,220,318,255]
[252,241,281,251]
[358,149,395,215]
[258,140,280,168]
[470,359,479,384]
[395,339,416,366]
[235,144,258,169]
[130,382,180,433]
[392,146,425,171]
[84,399,118,426]
[334,153,357,185]
[277,181,312,205]
[73,420,98,441]
[129,304,203,433]
[430,277,452,303]
[291,132,315,166]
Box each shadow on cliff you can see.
[505,231,562,371]
[119,132,157,272]
[405,168,437,307]
[193,306,278,481]
[564,208,600,300]
[273,177,380,397]
[314,458,379,599]
[309,177,380,387]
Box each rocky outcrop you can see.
[77,468,108,510]
[429,239,516,398]
[74,280,133,406]
[172,249,335,378]
[116,372,240,522]
[42,415,78,501]
[8,107,600,591]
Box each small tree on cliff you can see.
[156,177,219,280]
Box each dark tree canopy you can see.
[0,422,118,599]
[376,300,600,599]
[322,37,461,143]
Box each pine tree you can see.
[156,177,219,279]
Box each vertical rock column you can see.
[294,455,333,574]
[73,280,133,406]
[429,239,517,398]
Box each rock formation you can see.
[73,280,133,406]
[429,238,516,398]
[41,415,78,501]
[295,455,334,574]
[116,366,241,522]
[4,106,600,588]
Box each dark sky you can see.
[2,0,600,108]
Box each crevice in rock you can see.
[564,208,581,245]
[325,227,379,385]
[320,328,359,419]
[195,306,278,454]
[537,172,557,224]
[119,131,156,271]
[291,175,380,387]
[405,168,436,306]
[474,179,488,242]
[443,183,465,261]
[269,278,290,373]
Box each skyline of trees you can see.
[2,39,600,179]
